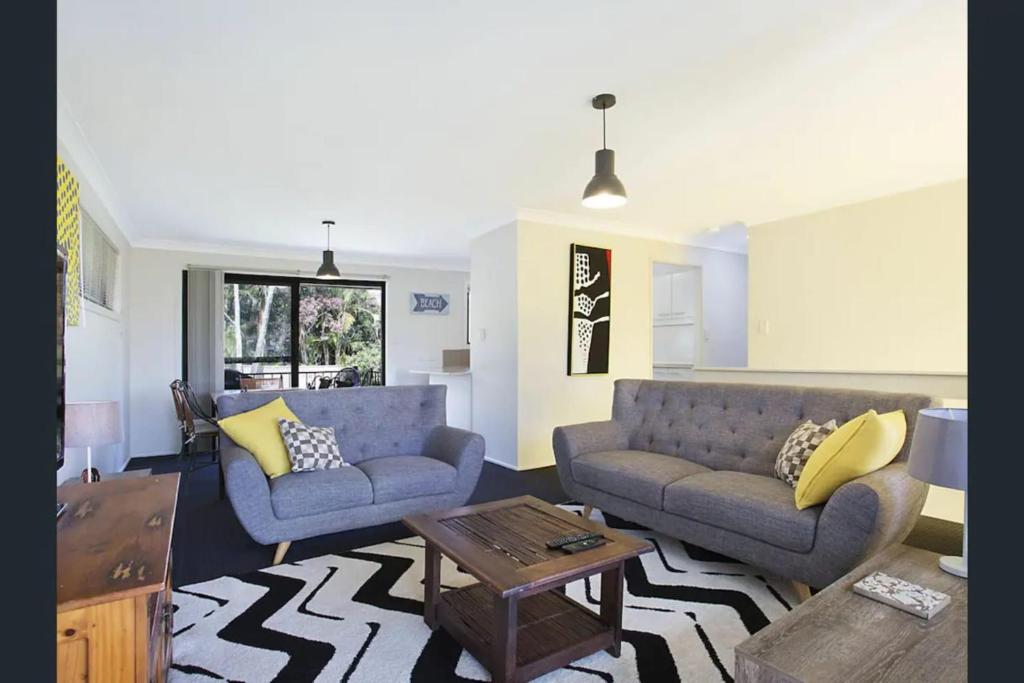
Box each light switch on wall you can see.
[757,320,771,335]
[478,328,487,342]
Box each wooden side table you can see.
[57,474,179,683]
[735,543,967,682]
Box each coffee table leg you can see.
[494,594,518,683]
[600,562,624,657]
[424,542,441,630]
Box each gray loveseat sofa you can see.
[553,380,932,589]
[217,385,485,564]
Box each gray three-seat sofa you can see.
[217,385,485,565]
[554,379,932,589]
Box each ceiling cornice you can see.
[132,237,471,272]
[514,207,749,255]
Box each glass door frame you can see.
[224,272,387,387]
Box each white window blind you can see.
[81,209,119,310]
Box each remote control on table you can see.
[546,531,602,549]
[561,537,606,553]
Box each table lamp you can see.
[907,407,968,578]
[66,401,123,483]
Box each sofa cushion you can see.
[663,471,821,552]
[270,467,373,519]
[357,455,458,503]
[218,397,301,478]
[795,409,906,510]
[571,450,710,509]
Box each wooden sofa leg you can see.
[792,581,812,604]
[582,504,593,521]
[273,541,291,566]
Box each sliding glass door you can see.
[223,274,385,389]
[223,279,293,387]
[298,283,383,387]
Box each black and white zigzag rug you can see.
[170,505,796,682]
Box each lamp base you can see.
[939,555,967,578]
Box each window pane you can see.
[298,284,383,387]
[81,209,118,310]
[223,282,294,388]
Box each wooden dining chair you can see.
[170,380,224,500]
[240,375,284,391]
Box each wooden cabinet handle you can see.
[162,603,174,633]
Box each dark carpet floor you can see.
[127,452,963,588]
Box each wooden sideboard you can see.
[57,474,179,682]
[735,543,967,682]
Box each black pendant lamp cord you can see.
[602,107,607,150]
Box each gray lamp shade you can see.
[582,149,628,208]
[65,401,123,448]
[907,408,967,490]
[315,250,342,279]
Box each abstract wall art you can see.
[568,243,611,375]
[57,155,83,326]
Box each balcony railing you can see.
[225,368,383,389]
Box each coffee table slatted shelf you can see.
[441,584,611,675]
[404,496,651,683]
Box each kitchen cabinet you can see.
[654,271,698,323]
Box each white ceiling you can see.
[58,0,966,267]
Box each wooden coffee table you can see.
[403,496,652,683]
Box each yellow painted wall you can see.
[748,179,967,372]
[513,220,748,469]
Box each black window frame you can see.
[223,272,386,387]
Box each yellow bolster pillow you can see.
[794,409,907,510]
[218,397,300,478]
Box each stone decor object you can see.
[852,570,951,619]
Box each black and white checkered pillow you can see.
[774,419,838,487]
[278,419,347,472]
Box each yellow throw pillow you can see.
[218,397,300,478]
[794,409,907,510]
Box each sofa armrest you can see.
[220,441,278,544]
[421,425,486,500]
[819,462,929,560]
[552,420,628,463]
[552,420,629,496]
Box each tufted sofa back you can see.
[216,385,446,464]
[612,380,932,476]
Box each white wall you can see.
[57,140,132,482]
[470,219,748,470]
[748,179,967,372]
[127,247,469,458]
[469,223,519,468]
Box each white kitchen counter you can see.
[409,368,472,430]
[408,368,472,376]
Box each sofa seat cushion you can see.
[663,471,821,552]
[270,467,374,519]
[356,455,458,503]
[571,450,711,509]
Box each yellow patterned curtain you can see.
[57,155,82,325]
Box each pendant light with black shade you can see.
[582,93,628,209]
[315,220,342,279]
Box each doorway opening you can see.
[652,262,702,381]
